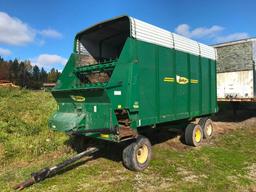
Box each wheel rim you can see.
[195,127,202,143]
[206,124,213,136]
[136,144,149,164]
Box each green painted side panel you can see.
[53,54,77,91]
[175,51,189,118]
[49,89,114,132]
[137,41,157,125]
[132,39,218,127]
[189,55,200,116]
[49,37,218,142]
[158,47,175,121]
[201,58,210,114]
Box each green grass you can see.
[0,87,255,192]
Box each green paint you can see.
[49,37,218,142]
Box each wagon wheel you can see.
[198,117,214,139]
[185,123,203,147]
[122,136,152,171]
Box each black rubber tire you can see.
[198,117,214,139]
[185,123,203,147]
[122,136,152,171]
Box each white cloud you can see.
[0,47,11,56]
[175,24,224,39]
[0,11,62,46]
[0,12,35,45]
[39,29,62,39]
[175,23,249,43]
[32,54,67,69]
[215,33,249,43]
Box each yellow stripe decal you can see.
[163,77,174,82]
[191,79,199,84]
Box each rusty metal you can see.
[218,98,256,102]
[119,125,138,139]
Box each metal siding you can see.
[129,17,216,60]
[217,70,254,99]
[211,60,218,112]
[173,33,200,55]
[189,55,200,116]
[130,18,174,49]
[201,58,211,113]
[158,46,175,121]
[175,51,189,117]
[129,39,218,126]
[137,40,158,124]
[199,43,216,61]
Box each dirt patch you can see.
[133,172,173,192]
[176,167,207,183]
[249,185,256,192]
[245,163,256,182]
[149,115,256,153]
[155,135,189,151]
[0,144,4,159]
[213,121,239,134]
[214,117,256,135]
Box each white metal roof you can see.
[213,37,256,48]
[129,17,216,60]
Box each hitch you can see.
[13,147,98,191]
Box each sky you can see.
[0,0,255,71]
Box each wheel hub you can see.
[136,144,149,164]
[206,124,213,136]
[195,128,202,143]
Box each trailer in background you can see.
[214,38,256,102]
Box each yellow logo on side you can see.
[70,95,85,102]
[176,75,189,84]
[163,76,199,84]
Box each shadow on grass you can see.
[64,120,187,165]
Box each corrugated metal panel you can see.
[199,43,216,60]
[130,17,216,60]
[130,18,174,49]
[213,37,256,48]
[173,33,200,55]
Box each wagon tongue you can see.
[49,112,85,132]
[13,147,99,191]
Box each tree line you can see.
[0,56,61,89]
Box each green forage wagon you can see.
[49,16,218,171]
